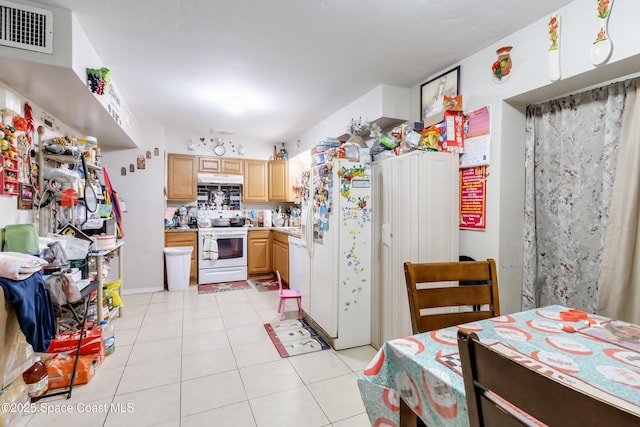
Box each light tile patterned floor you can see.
[17,285,377,427]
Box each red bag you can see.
[44,329,103,355]
[45,350,103,389]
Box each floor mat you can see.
[264,318,330,358]
[198,280,251,294]
[249,276,280,292]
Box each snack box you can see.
[43,329,103,356]
[443,95,463,111]
[439,110,465,154]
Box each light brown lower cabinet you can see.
[164,231,198,285]
[271,231,289,285]
[248,230,271,275]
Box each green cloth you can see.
[2,224,38,253]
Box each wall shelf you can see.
[0,155,19,195]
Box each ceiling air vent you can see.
[0,0,53,54]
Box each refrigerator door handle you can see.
[381,223,391,248]
[305,200,314,258]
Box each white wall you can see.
[101,126,166,294]
[164,133,274,159]
[0,198,33,232]
[293,84,410,156]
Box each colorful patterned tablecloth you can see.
[358,305,640,426]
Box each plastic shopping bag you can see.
[45,271,81,305]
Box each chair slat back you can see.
[457,329,640,427]
[403,259,500,334]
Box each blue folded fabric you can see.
[0,272,56,352]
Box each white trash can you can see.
[164,246,193,291]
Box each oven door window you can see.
[217,236,244,259]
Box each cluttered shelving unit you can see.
[40,279,99,400]
[36,132,105,237]
[34,125,124,326]
[90,241,124,323]
[1,102,125,419]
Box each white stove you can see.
[197,226,247,284]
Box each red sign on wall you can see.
[460,166,486,230]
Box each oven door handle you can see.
[214,233,246,239]
[199,231,246,237]
[199,233,246,250]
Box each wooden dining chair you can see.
[403,259,500,334]
[457,329,640,427]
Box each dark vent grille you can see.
[0,1,52,53]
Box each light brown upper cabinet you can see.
[268,160,302,202]
[199,157,244,175]
[199,157,220,173]
[167,154,197,201]
[221,158,243,175]
[244,159,268,202]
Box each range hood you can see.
[197,173,244,185]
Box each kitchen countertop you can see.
[164,228,198,233]
[248,227,301,238]
[165,226,301,238]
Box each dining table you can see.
[358,305,640,427]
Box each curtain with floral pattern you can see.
[522,81,627,312]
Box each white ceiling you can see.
[33,0,573,147]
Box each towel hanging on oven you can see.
[202,233,219,260]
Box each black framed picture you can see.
[420,66,460,124]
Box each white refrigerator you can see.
[303,159,372,350]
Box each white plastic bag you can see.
[45,271,81,305]
[43,241,68,267]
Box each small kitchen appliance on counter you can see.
[188,206,199,228]
[177,206,190,229]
